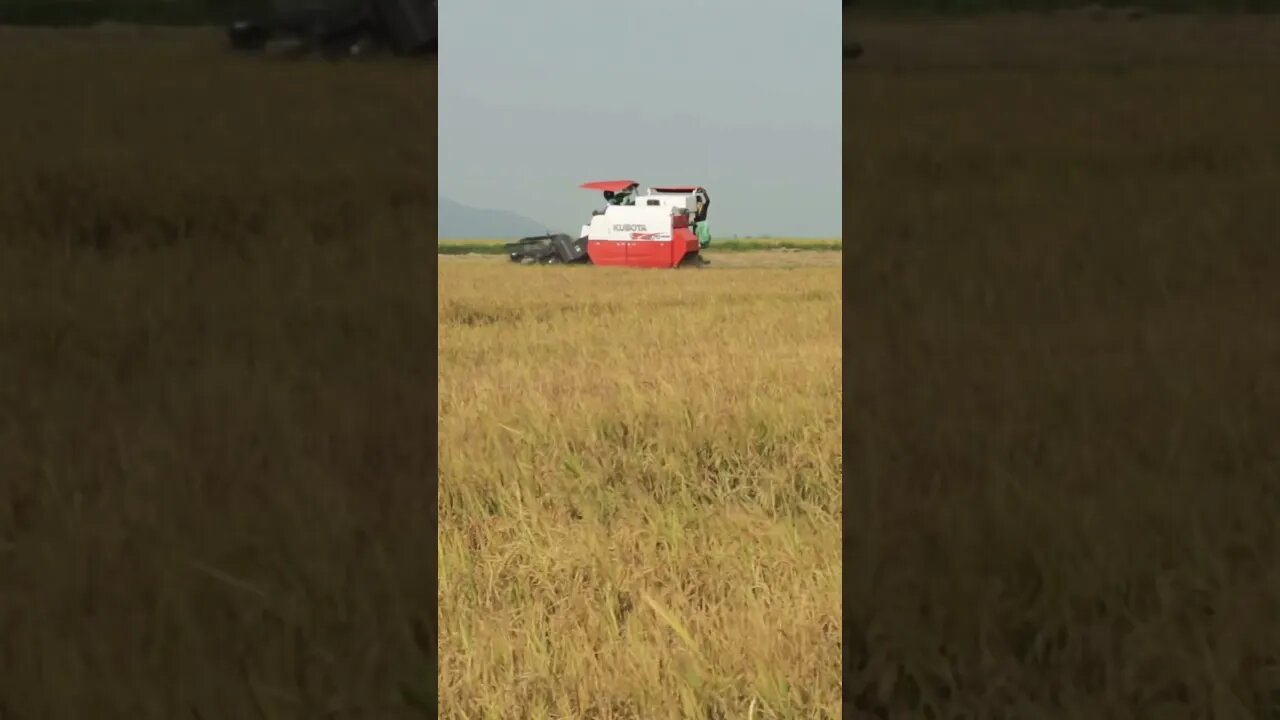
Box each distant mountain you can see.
[438,196,551,239]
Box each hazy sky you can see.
[438,0,842,238]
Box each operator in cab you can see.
[602,183,638,209]
[692,187,711,248]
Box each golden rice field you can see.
[437,253,843,718]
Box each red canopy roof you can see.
[579,180,639,192]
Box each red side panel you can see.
[586,217,699,268]
[587,239,628,266]
[587,240,673,268]
[625,240,676,268]
[669,225,698,266]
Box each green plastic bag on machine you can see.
[695,221,711,248]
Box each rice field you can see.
[437,254,843,718]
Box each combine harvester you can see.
[506,181,712,268]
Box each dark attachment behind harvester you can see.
[506,234,590,265]
[228,0,436,58]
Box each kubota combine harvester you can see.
[506,181,712,268]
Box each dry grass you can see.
[1,28,437,718]
[437,257,843,718]
[847,14,1280,719]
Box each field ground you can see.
[437,253,842,717]
[848,13,1280,719]
[1,27,437,718]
